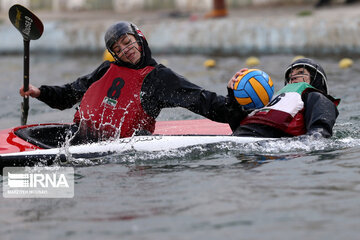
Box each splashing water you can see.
[50,132,360,168]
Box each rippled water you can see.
[1,54,360,239]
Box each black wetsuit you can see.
[37,62,245,131]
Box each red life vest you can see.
[73,63,156,140]
[240,83,313,136]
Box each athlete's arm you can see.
[303,91,339,137]
[141,65,247,124]
[37,61,111,110]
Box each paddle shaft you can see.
[21,39,30,125]
[8,4,44,126]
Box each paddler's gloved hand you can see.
[19,84,40,98]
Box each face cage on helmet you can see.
[109,33,142,65]
[107,33,142,65]
[285,62,325,85]
[287,65,314,84]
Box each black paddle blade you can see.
[8,4,44,41]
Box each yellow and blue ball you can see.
[233,69,274,110]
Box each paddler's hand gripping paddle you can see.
[8,4,44,125]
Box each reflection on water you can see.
[1,54,360,239]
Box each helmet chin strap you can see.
[310,65,319,86]
[130,24,146,67]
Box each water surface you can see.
[0,54,359,240]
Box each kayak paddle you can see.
[8,4,44,125]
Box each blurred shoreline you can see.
[1,4,360,56]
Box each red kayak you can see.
[0,119,272,168]
[0,119,232,155]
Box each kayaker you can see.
[19,21,245,143]
[227,58,340,138]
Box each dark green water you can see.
[0,54,360,240]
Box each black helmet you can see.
[104,21,145,65]
[284,58,328,94]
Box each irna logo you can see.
[3,167,74,198]
[8,172,69,188]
